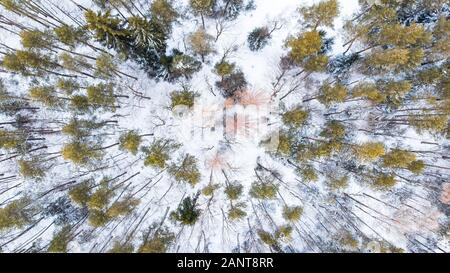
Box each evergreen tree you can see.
[168,154,201,186]
[299,0,339,29]
[170,194,201,225]
[119,130,142,155]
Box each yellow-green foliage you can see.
[282,107,309,128]
[276,132,293,156]
[88,209,110,227]
[87,188,111,210]
[299,165,318,182]
[320,120,346,140]
[329,175,349,190]
[352,83,386,104]
[318,82,348,106]
[168,154,201,186]
[250,181,277,199]
[407,160,425,174]
[275,225,293,242]
[61,142,100,165]
[373,174,397,189]
[0,198,32,231]
[18,159,45,179]
[214,60,235,77]
[299,0,339,28]
[107,198,140,218]
[287,31,322,64]
[170,90,197,108]
[29,86,59,107]
[224,183,243,200]
[228,204,247,221]
[354,142,385,162]
[108,241,134,253]
[202,183,220,196]
[68,181,92,205]
[382,149,416,168]
[119,130,142,155]
[143,139,179,168]
[48,226,71,253]
[282,205,303,222]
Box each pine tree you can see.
[170,89,198,109]
[282,107,309,128]
[168,154,201,186]
[214,60,235,77]
[170,194,201,225]
[318,82,347,106]
[382,149,416,169]
[119,130,142,155]
[2,50,57,76]
[0,198,34,231]
[143,139,180,169]
[282,205,303,222]
[320,120,346,140]
[88,209,110,227]
[373,173,397,189]
[354,142,385,162]
[138,226,175,253]
[150,0,179,33]
[61,142,101,165]
[224,182,243,200]
[86,83,116,110]
[18,158,45,179]
[247,27,271,51]
[48,225,71,253]
[299,0,339,29]
[107,198,140,218]
[108,241,134,253]
[68,180,92,206]
[28,86,60,108]
[249,180,277,200]
[287,31,323,65]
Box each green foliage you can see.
[18,159,45,179]
[287,31,323,64]
[299,165,318,182]
[170,89,197,109]
[56,79,80,95]
[0,129,24,150]
[407,160,425,174]
[228,203,247,220]
[86,83,116,109]
[318,82,348,106]
[224,183,243,200]
[48,226,71,253]
[69,95,91,113]
[0,198,33,231]
[188,28,215,60]
[2,50,56,76]
[328,175,349,190]
[107,198,140,218]
[138,227,175,253]
[214,60,235,77]
[248,27,270,51]
[202,183,220,196]
[88,209,110,227]
[168,154,201,186]
[320,120,346,140]
[282,205,303,222]
[382,149,416,169]
[61,142,100,165]
[68,181,92,206]
[87,188,111,210]
[299,0,339,29]
[150,0,179,32]
[373,174,397,189]
[95,53,117,79]
[250,180,277,200]
[29,86,60,107]
[282,107,309,128]
[143,139,179,169]
[20,29,53,49]
[108,241,134,253]
[170,195,201,225]
[354,142,385,162]
[119,130,142,155]
[54,25,86,47]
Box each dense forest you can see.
[0,0,448,253]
